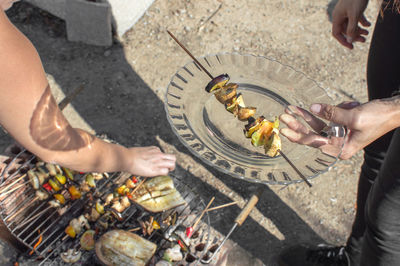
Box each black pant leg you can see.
[345,4,400,265]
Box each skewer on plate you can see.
[167,30,312,187]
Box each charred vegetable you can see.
[237,106,256,121]
[244,116,265,138]
[95,230,157,266]
[264,130,281,157]
[80,230,95,251]
[130,176,186,213]
[205,74,230,93]
[214,83,238,104]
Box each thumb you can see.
[310,103,352,126]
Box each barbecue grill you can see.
[0,144,214,265]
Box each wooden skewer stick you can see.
[6,196,39,221]
[0,174,27,194]
[0,182,26,197]
[167,30,214,80]
[128,227,141,232]
[278,149,312,187]
[192,196,215,230]
[206,201,237,212]
[130,178,146,195]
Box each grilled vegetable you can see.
[95,230,157,266]
[96,201,105,215]
[162,245,183,262]
[237,106,256,121]
[69,186,81,200]
[226,94,244,114]
[60,249,81,263]
[65,225,76,238]
[125,178,136,189]
[264,130,281,157]
[251,120,274,147]
[131,176,186,213]
[214,83,238,104]
[244,116,265,138]
[205,73,230,93]
[80,230,95,251]
[120,196,131,209]
[45,163,58,176]
[85,174,96,188]
[48,179,61,191]
[55,174,66,185]
[28,170,40,190]
[54,194,66,205]
[62,167,74,181]
[35,189,49,200]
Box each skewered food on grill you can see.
[95,230,157,266]
[130,175,186,213]
[65,215,90,238]
[80,230,95,251]
[60,249,81,263]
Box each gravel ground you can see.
[0,0,382,265]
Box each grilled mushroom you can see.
[60,249,81,263]
[214,83,238,104]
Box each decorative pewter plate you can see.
[165,53,345,185]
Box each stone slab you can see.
[66,0,112,46]
[108,0,155,38]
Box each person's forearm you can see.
[379,95,400,131]
[40,137,131,173]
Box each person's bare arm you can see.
[0,10,176,175]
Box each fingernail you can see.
[346,36,353,43]
[310,104,321,114]
[287,105,297,114]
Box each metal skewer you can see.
[168,31,312,188]
[167,30,214,80]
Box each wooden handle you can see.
[234,187,264,226]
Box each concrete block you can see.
[108,0,155,38]
[26,0,67,19]
[66,0,112,46]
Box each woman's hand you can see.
[332,0,370,49]
[280,98,400,160]
[125,146,176,177]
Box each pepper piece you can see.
[69,186,81,200]
[152,220,161,230]
[55,174,66,185]
[251,120,274,147]
[62,167,74,181]
[96,201,105,215]
[85,174,96,188]
[48,179,61,191]
[54,194,65,205]
[185,227,194,238]
[65,225,76,238]
[42,183,52,192]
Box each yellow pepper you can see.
[55,174,66,185]
[69,186,82,200]
[65,225,76,238]
[48,179,61,191]
[53,194,65,205]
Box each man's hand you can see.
[332,0,371,49]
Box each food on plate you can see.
[205,74,282,157]
[205,73,229,93]
[95,230,157,266]
[130,175,186,213]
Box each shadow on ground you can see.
[3,3,328,264]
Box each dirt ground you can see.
[2,0,383,265]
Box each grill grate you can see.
[0,145,213,265]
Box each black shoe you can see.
[277,244,350,266]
